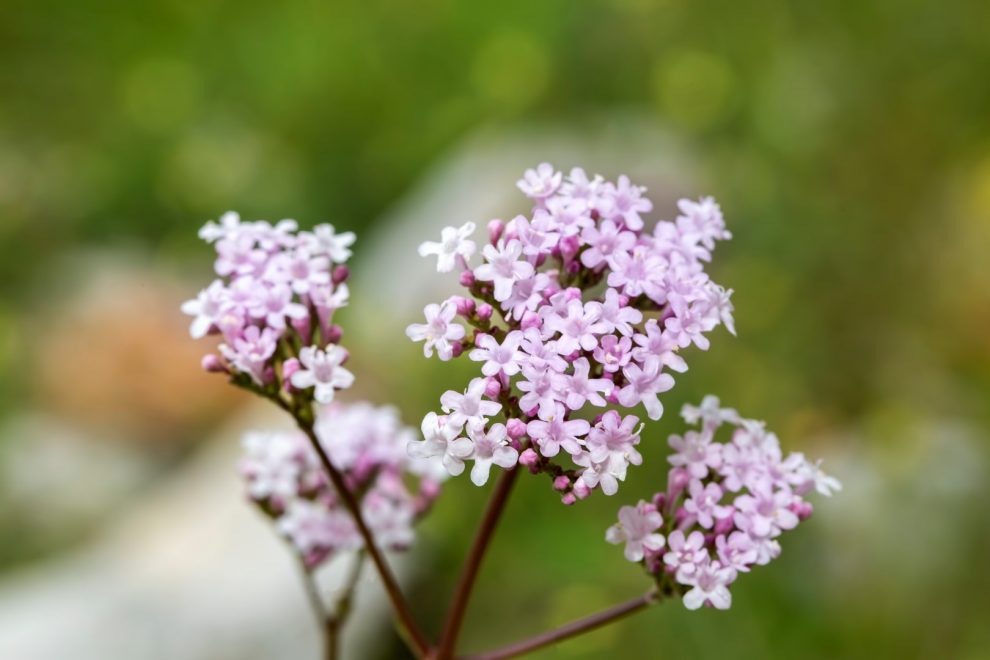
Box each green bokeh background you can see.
[1,1,988,658]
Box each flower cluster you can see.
[407,164,734,499]
[181,211,355,403]
[606,396,841,610]
[241,402,446,567]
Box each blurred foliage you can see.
[1,0,989,658]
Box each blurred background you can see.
[1,0,988,658]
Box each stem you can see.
[435,467,520,659]
[463,589,661,660]
[298,422,431,658]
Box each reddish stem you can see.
[463,589,660,660]
[435,467,521,659]
[298,423,431,657]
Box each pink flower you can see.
[265,249,331,295]
[586,410,642,465]
[617,357,675,420]
[219,325,279,384]
[607,247,667,301]
[519,327,567,372]
[510,214,560,257]
[543,299,607,354]
[716,531,758,573]
[439,377,503,428]
[214,234,268,277]
[526,404,590,457]
[681,395,741,430]
[677,557,734,610]
[469,330,526,377]
[406,301,465,361]
[662,530,707,576]
[580,220,636,269]
[516,162,562,199]
[181,279,227,338]
[301,223,356,263]
[248,282,309,331]
[683,480,731,529]
[465,422,519,486]
[587,288,642,336]
[501,273,552,320]
[563,357,613,409]
[733,484,799,538]
[632,319,688,373]
[418,222,477,273]
[474,240,535,302]
[593,334,633,373]
[574,452,627,496]
[668,429,722,479]
[606,501,665,562]
[600,175,652,231]
[291,345,355,404]
[517,364,564,419]
[409,412,474,477]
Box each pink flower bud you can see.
[518,448,539,467]
[667,467,691,497]
[506,418,527,440]
[553,476,571,492]
[476,303,493,321]
[565,259,581,276]
[561,493,577,506]
[484,377,502,398]
[559,235,580,258]
[453,296,476,317]
[487,219,505,245]
[419,478,442,501]
[792,500,814,521]
[201,354,227,373]
[572,481,591,500]
[291,315,312,345]
[520,311,542,330]
[459,270,476,287]
[282,358,301,384]
[713,513,735,535]
[331,265,350,285]
[563,287,582,302]
[451,341,465,358]
[325,324,343,345]
[675,506,690,528]
[651,492,667,511]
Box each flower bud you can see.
[518,448,539,467]
[553,476,571,492]
[506,418,527,440]
[476,303,493,321]
[561,492,577,506]
[459,270,476,288]
[453,296,476,317]
[713,511,735,535]
[282,358,301,386]
[487,219,505,245]
[484,377,502,398]
[201,354,227,373]
[792,500,814,521]
[451,341,465,358]
[667,467,691,497]
[520,311,542,330]
[563,287,582,302]
[331,265,350,285]
[325,324,344,345]
[572,480,591,500]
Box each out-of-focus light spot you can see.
[652,50,736,131]
[471,31,550,114]
[751,54,834,155]
[120,58,202,133]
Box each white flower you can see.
[302,224,356,263]
[408,412,474,477]
[181,279,227,338]
[290,346,355,404]
[405,301,465,360]
[606,501,665,562]
[465,422,519,486]
[418,222,477,272]
[439,377,502,428]
[473,240,535,302]
[516,162,562,199]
